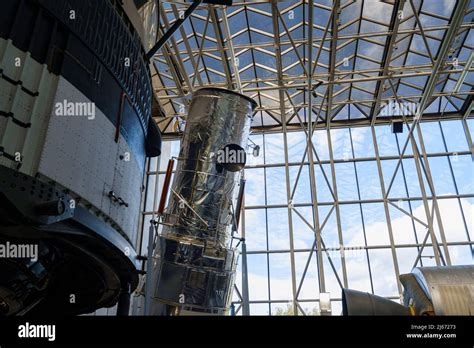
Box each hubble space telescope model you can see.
[0,0,161,315]
[149,88,257,315]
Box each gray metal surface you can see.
[412,266,474,315]
[0,38,58,175]
[38,77,143,247]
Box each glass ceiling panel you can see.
[152,0,473,134]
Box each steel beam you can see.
[307,0,325,294]
[153,23,474,56]
[370,125,402,295]
[271,0,298,315]
[370,0,405,125]
[325,0,339,126]
[147,0,203,60]
[325,128,348,287]
[220,7,243,92]
[170,4,205,87]
[209,6,235,89]
[160,5,195,93]
[156,79,474,99]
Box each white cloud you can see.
[362,1,393,24]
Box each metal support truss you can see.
[147,0,203,60]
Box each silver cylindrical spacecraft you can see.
[0,0,160,315]
[150,87,257,315]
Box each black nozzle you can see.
[342,288,410,316]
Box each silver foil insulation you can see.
[150,88,257,315]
